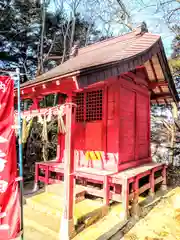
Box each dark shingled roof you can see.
[20,29,179,104]
[22,29,161,86]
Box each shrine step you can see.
[24,191,108,238]
[26,192,64,217]
[46,183,86,203]
[18,224,58,240]
[24,205,60,234]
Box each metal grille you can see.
[74,90,103,122]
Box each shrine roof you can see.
[20,28,179,104]
[22,29,161,87]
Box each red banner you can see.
[0,76,20,239]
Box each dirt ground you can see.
[111,187,180,240]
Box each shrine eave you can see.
[14,29,179,104]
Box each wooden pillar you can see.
[149,170,155,198]
[103,175,109,206]
[56,132,61,161]
[34,163,39,184]
[33,163,39,192]
[30,97,40,110]
[60,95,75,239]
[57,94,66,162]
[45,166,49,185]
[121,178,129,220]
[131,177,140,220]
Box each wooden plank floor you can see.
[112,162,163,179]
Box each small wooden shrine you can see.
[14,28,179,236]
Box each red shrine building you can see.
[14,28,179,223]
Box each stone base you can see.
[83,205,109,228]
[101,205,109,216]
[161,184,167,191]
[59,218,76,240]
[120,211,129,221]
[131,202,141,220]
[148,190,155,199]
[32,182,39,192]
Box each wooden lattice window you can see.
[86,90,103,121]
[74,89,103,122]
[75,92,84,122]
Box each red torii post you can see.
[60,94,76,239]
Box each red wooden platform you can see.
[34,161,167,220]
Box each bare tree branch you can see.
[116,0,131,18]
[167,7,180,21]
[69,15,76,52]
[85,22,92,46]
[61,14,71,64]
[43,34,56,62]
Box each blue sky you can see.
[49,0,176,57]
[109,0,177,57]
[130,1,175,57]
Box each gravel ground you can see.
[110,187,180,240]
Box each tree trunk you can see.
[40,0,46,74]
[69,14,76,52]
[170,124,175,166]
[61,14,71,64]
[170,102,178,166]
[85,23,92,46]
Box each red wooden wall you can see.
[117,75,151,171]
[60,69,151,172]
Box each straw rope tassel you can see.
[42,115,48,162]
[58,105,66,134]
[22,119,27,144]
